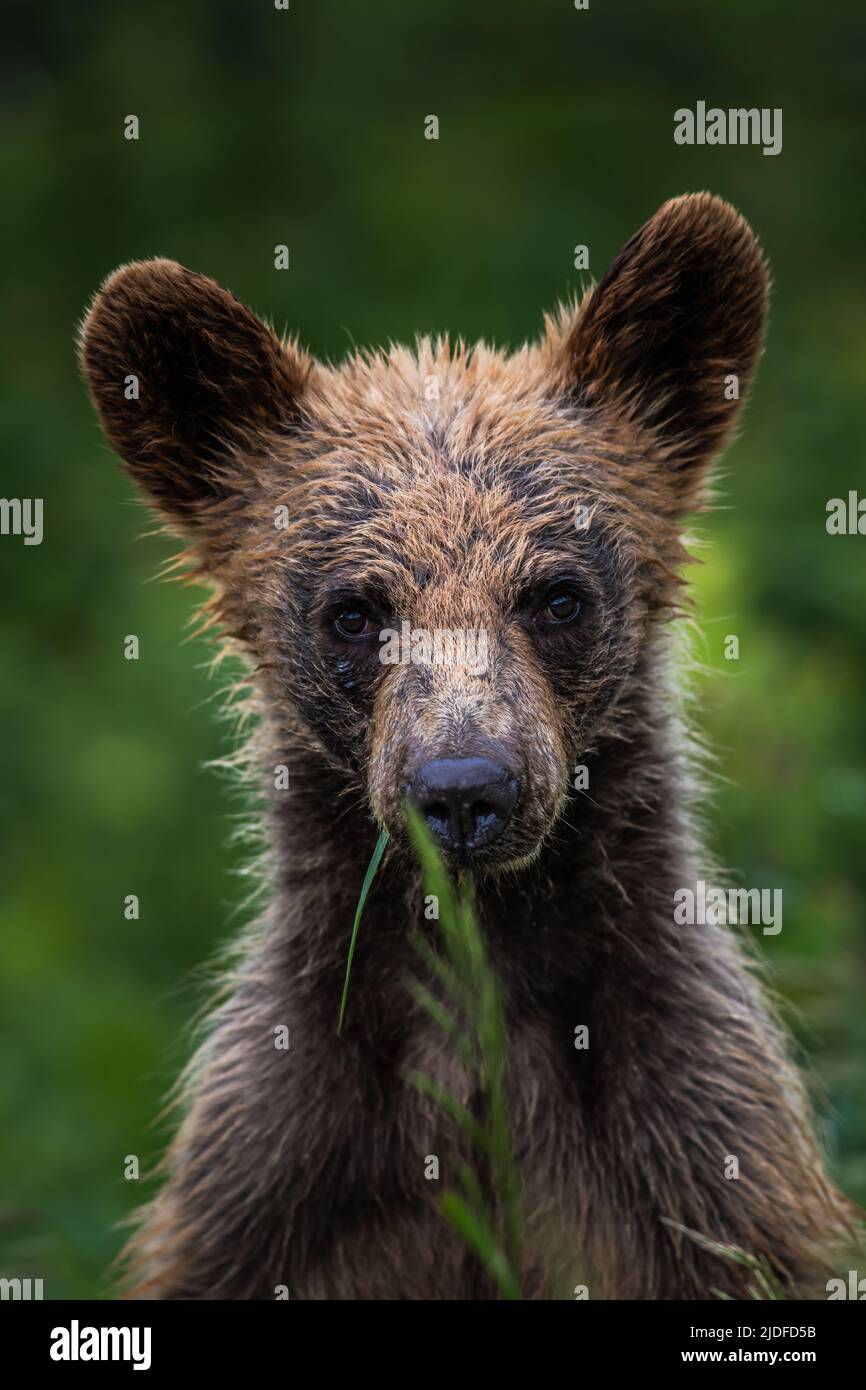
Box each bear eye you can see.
[334,607,378,640]
[536,588,582,626]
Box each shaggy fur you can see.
[81,193,857,1299]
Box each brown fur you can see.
[81,194,858,1299]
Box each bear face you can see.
[80,193,767,874]
[265,364,646,872]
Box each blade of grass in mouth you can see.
[337,827,390,1036]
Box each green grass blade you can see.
[404,1070,491,1152]
[441,1193,522,1301]
[404,804,524,1297]
[662,1218,784,1300]
[406,979,476,1070]
[337,827,389,1035]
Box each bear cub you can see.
[82,193,855,1299]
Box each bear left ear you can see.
[565,193,769,508]
[80,259,308,530]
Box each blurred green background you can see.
[0,0,863,1296]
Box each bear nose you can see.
[407,757,520,855]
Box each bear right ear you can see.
[79,259,308,529]
[563,193,768,510]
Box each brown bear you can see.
[81,193,857,1299]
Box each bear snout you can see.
[404,756,520,859]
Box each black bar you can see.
[2,1298,862,1375]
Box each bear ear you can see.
[565,193,768,508]
[79,259,308,528]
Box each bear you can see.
[80,193,857,1299]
